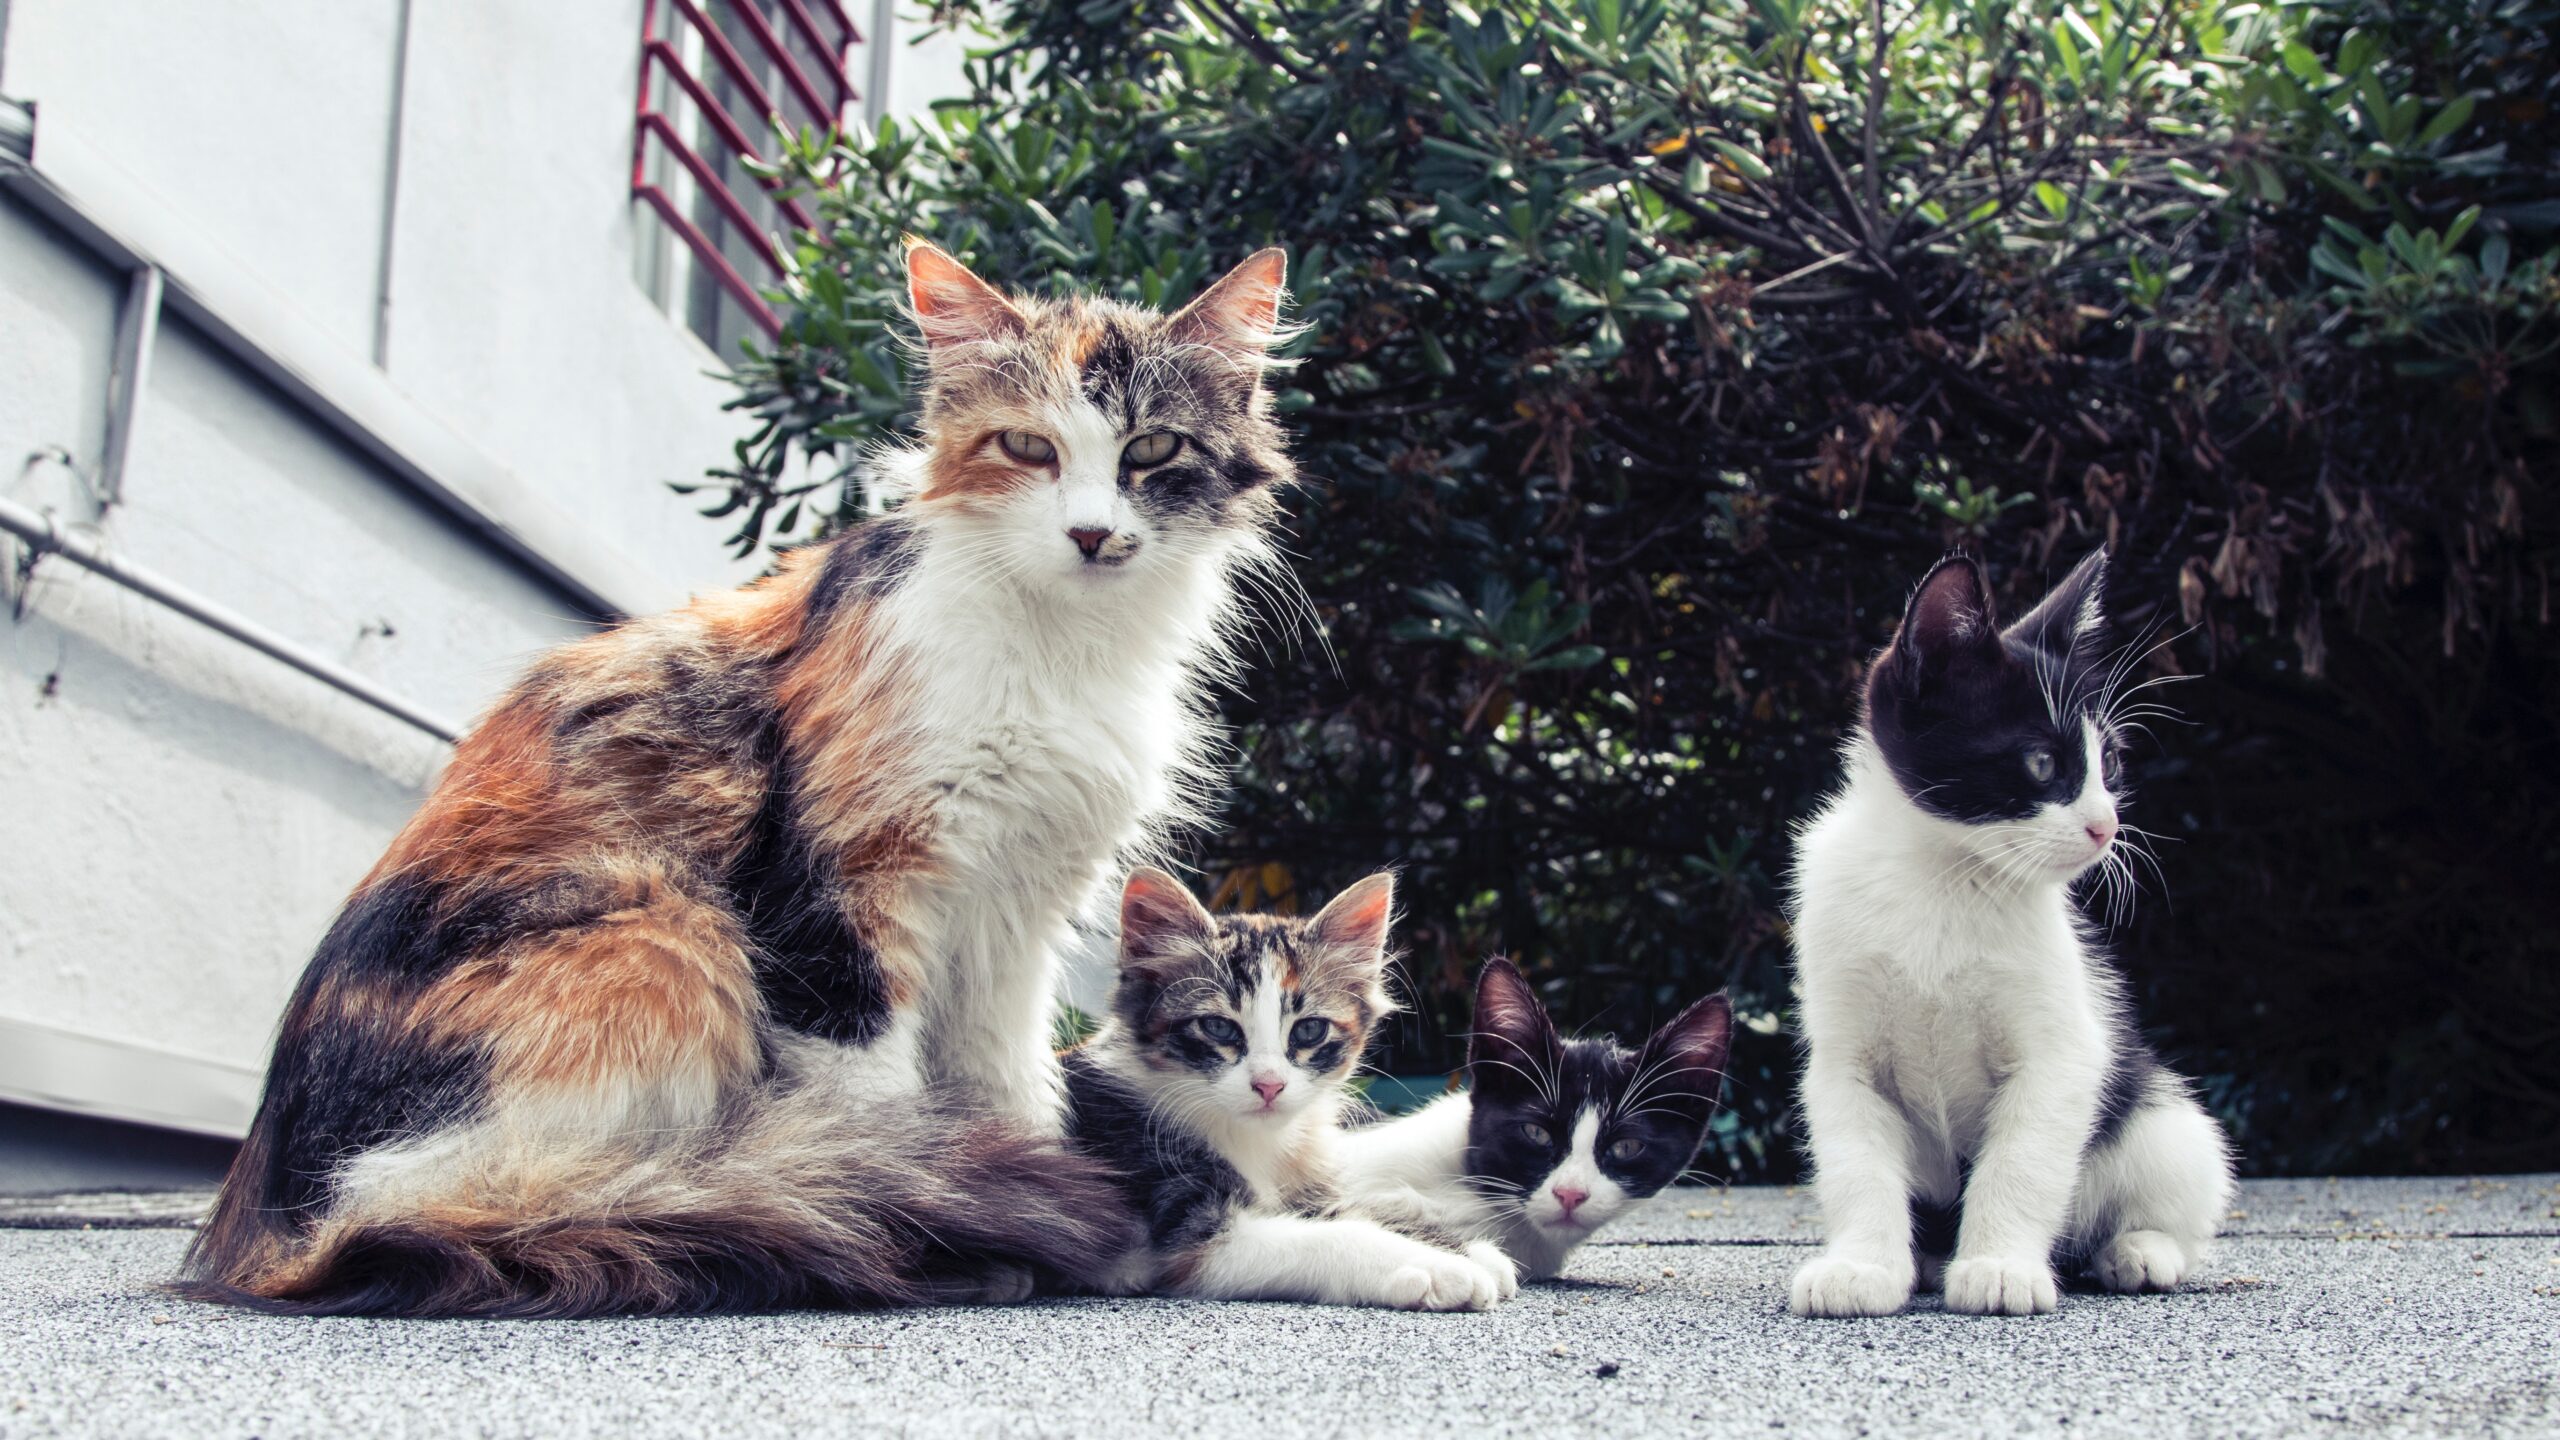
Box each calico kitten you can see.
[1065,869,1513,1310]
[1788,549,2236,1318]
[179,244,1300,1317]
[1337,959,1734,1280]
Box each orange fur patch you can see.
[413,868,759,1093]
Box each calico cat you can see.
[1336,958,1735,1281]
[178,243,1301,1317]
[1788,549,2236,1318]
[1064,868,1514,1310]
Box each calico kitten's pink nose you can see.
[1552,1186,1589,1218]
[1251,1076,1287,1107]
[1067,526,1113,559]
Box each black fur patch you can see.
[806,513,922,626]
[726,744,893,1046]
[1061,1049,1249,1251]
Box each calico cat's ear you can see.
[1306,872,1397,977]
[2003,547,2109,659]
[1631,991,1735,1119]
[1469,958,1559,1095]
[1118,867,1215,972]
[1167,248,1290,359]
[905,238,1027,349]
[1886,553,2002,689]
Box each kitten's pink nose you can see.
[1067,526,1113,559]
[1251,1076,1287,1107]
[2086,820,2118,848]
[1552,1186,1589,1218]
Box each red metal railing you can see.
[634,0,860,340]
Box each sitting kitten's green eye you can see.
[1607,1137,1648,1163]
[997,431,1057,464]
[1288,1017,1331,1047]
[2024,747,2057,784]
[1196,1016,1243,1046]
[1518,1122,1554,1148]
[1121,431,1180,467]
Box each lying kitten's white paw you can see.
[1943,1255,2058,1315]
[2092,1230,2193,1293]
[1384,1250,1498,1312]
[1789,1254,1912,1318]
[1464,1240,1521,1302]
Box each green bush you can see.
[703,0,2560,1180]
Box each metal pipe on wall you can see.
[0,497,464,744]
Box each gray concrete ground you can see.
[2,1176,2554,1440]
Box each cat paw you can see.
[1464,1241,1521,1302]
[1943,1255,2058,1315]
[2092,1230,2194,1293]
[1789,1255,1913,1318]
[1383,1251,1499,1312]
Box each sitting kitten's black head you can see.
[1865,549,2129,878]
[1464,959,1733,1240]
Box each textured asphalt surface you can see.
[2,1176,2554,1440]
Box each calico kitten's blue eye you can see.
[1196,1016,1243,1046]
[1122,431,1180,467]
[1607,1137,1647,1163]
[2024,747,2057,784]
[1289,1017,1331,1047]
[997,431,1056,464]
[1517,1122,1554,1148]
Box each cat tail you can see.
[170,1089,1138,1319]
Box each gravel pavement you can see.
[2,1175,2553,1440]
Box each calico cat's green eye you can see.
[1518,1122,1554,1148]
[997,431,1056,464]
[1122,431,1180,466]
[2024,747,2057,784]
[1196,1016,1243,1046]
[1607,1137,1647,1163]
[1289,1017,1331,1047]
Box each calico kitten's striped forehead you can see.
[1137,915,1390,1030]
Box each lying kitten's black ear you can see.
[1469,958,1559,1097]
[2003,547,2109,660]
[1885,553,2002,692]
[1631,991,1735,1119]
[1119,867,1214,977]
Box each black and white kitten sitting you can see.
[1336,959,1735,1281]
[1064,868,1513,1310]
[1789,550,2235,1318]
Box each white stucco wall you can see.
[0,0,794,1133]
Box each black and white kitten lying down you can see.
[1789,549,2236,1318]
[1064,869,1514,1310]
[1336,959,1735,1280]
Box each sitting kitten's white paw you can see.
[1943,1255,2058,1316]
[1384,1250,1498,1312]
[2092,1230,2194,1293]
[1789,1254,1913,1318]
[1465,1240,1521,1302]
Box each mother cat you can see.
[179,244,1298,1317]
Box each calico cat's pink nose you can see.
[1552,1186,1589,1217]
[1068,526,1113,559]
[1251,1076,1287,1106]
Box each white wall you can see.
[0,0,778,1135]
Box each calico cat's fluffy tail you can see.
[173,1088,1135,1319]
